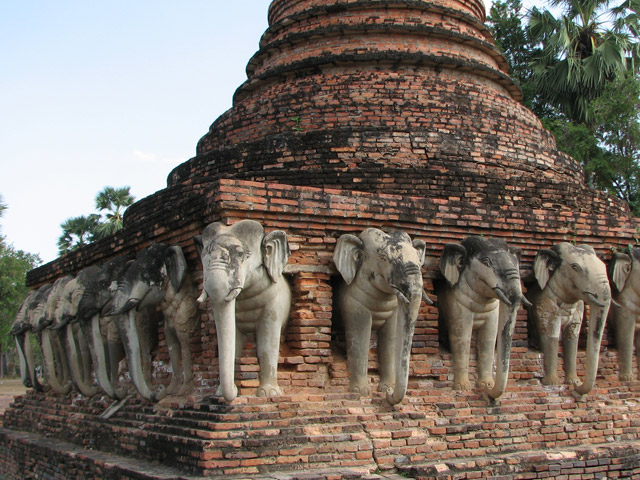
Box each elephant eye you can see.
[481,257,492,267]
[571,263,582,272]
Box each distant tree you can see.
[588,72,640,213]
[94,186,135,238]
[57,214,100,255]
[0,198,41,377]
[528,0,640,124]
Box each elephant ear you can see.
[439,243,467,286]
[262,230,291,283]
[193,235,204,260]
[164,246,188,292]
[533,248,561,290]
[610,252,632,292]
[333,234,364,285]
[412,239,427,266]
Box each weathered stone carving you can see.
[194,220,291,402]
[55,267,101,397]
[333,228,428,405]
[438,236,525,399]
[109,244,199,401]
[608,249,640,381]
[75,256,130,399]
[526,243,611,394]
[37,276,73,395]
[11,289,43,391]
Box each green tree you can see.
[94,186,135,238]
[588,72,640,213]
[57,214,100,255]
[0,197,41,376]
[528,0,640,124]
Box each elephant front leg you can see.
[164,323,184,395]
[255,312,283,398]
[449,322,473,391]
[540,334,561,385]
[562,322,581,386]
[476,318,498,390]
[376,315,397,394]
[345,309,373,396]
[616,311,636,381]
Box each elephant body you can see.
[437,236,525,399]
[526,242,611,394]
[109,244,199,401]
[195,220,291,402]
[333,228,427,405]
[608,249,640,381]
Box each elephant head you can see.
[195,220,291,402]
[75,256,130,399]
[108,244,190,402]
[439,236,525,399]
[608,248,640,380]
[51,268,101,397]
[36,276,73,394]
[334,228,428,405]
[530,242,611,394]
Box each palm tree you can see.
[57,215,100,254]
[528,0,640,124]
[94,186,135,238]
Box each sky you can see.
[1,0,522,265]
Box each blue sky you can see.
[1,1,503,264]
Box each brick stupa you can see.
[3,1,640,479]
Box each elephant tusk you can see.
[521,295,533,308]
[392,288,410,305]
[493,287,513,307]
[585,292,606,308]
[197,290,208,304]
[225,287,242,302]
[422,289,435,306]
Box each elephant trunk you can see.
[41,329,71,394]
[214,299,239,402]
[119,309,165,402]
[65,323,98,397]
[15,335,32,389]
[486,289,521,399]
[575,286,611,395]
[386,282,422,406]
[84,314,119,399]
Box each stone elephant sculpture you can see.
[109,244,199,401]
[54,267,101,397]
[11,289,43,391]
[526,242,611,395]
[437,236,526,399]
[194,220,291,402]
[34,276,73,395]
[333,228,429,405]
[75,256,130,399]
[608,248,640,381]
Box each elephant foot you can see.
[378,382,394,394]
[257,383,282,398]
[476,378,495,390]
[453,376,471,391]
[620,372,634,382]
[166,378,181,396]
[177,382,194,397]
[349,382,371,396]
[216,384,238,402]
[541,374,560,386]
[565,375,580,386]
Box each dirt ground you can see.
[0,378,27,416]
